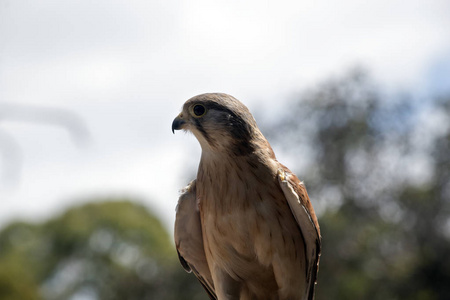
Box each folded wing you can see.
[174,180,216,300]
[277,169,321,300]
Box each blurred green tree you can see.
[0,201,207,300]
[269,69,450,300]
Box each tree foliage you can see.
[0,201,206,300]
[270,69,450,300]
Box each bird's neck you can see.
[196,145,279,216]
[198,144,278,185]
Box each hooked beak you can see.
[172,114,186,134]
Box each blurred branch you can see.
[0,128,22,183]
[0,102,90,184]
[0,103,90,145]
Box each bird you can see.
[172,93,321,300]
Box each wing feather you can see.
[174,180,216,300]
[277,169,321,300]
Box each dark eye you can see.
[193,104,206,117]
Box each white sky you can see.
[0,0,449,232]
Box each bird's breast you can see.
[197,157,303,281]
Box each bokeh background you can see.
[1,1,450,299]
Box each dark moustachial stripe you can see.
[195,118,217,148]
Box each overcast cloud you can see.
[0,0,449,231]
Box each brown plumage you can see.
[173,93,321,300]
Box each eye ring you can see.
[191,104,207,118]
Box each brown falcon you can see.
[172,93,321,300]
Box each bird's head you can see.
[172,93,264,156]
